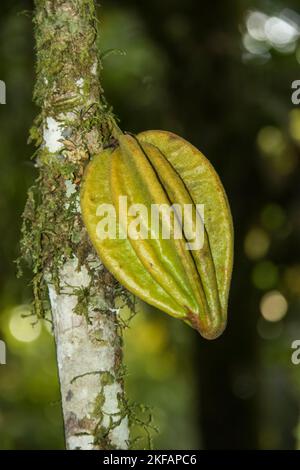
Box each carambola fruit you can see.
[80,130,233,339]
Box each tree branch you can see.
[27,0,129,449]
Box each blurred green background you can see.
[1,0,300,449]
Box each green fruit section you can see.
[81,131,234,339]
[81,148,186,319]
[138,131,234,317]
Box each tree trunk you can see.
[22,0,129,450]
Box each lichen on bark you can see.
[18,0,130,450]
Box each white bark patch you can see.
[91,61,97,76]
[111,416,130,449]
[65,180,77,198]
[48,257,129,450]
[44,117,64,153]
[65,180,81,212]
[76,78,84,88]
[102,383,130,449]
[68,435,94,451]
[76,78,84,95]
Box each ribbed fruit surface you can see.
[81,131,233,339]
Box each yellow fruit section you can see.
[138,139,223,337]
[80,148,187,319]
[81,131,234,339]
[138,130,234,317]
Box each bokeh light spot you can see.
[244,227,270,260]
[243,33,270,55]
[246,11,268,41]
[9,305,41,343]
[257,125,297,176]
[243,9,299,58]
[264,16,298,46]
[259,290,288,322]
[257,127,285,156]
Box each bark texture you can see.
[25,0,129,449]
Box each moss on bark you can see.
[18,0,131,450]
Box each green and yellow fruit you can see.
[80,130,233,339]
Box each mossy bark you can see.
[20,0,129,449]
